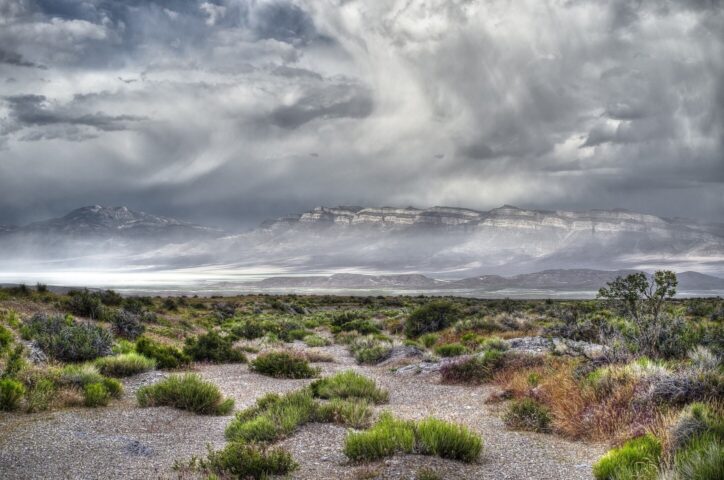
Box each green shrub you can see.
[204,442,298,479]
[0,324,12,354]
[135,337,191,369]
[112,339,136,354]
[0,378,25,411]
[440,350,505,384]
[102,377,123,398]
[83,382,110,407]
[24,314,113,362]
[480,337,508,351]
[674,431,723,480]
[225,389,316,443]
[137,373,234,415]
[415,417,483,463]
[419,333,439,348]
[59,363,104,386]
[316,398,373,429]
[435,343,468,357]
[503,398,551,433]
[250,351,319,379]
[25,378,55,412]
[593,434,662,480]
[349,336,392,365]
[344,412,416,462]
[310,370,389,404]
[95,353,156,377]
[303,334,330,347]
[66,289,106,319]
[405,301,461,338]
[1,345,25,379]
[417,468,443,480]
[110,309,145,340]
[184,331,246,363]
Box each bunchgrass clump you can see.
[137,373,234,415]
[0,378,25,411]
[434,343,468,357]
[135,337,191,369]
[349,336,392,365]
[310,370,389,404]
[673,431,723,480]
[95,352,156,377]
[440,350,505,384]
[183,331,246,364]
[344,412,416,462]
[250,351,319,379]
[204,442,298,479]
[415,417,483,463]
[83,382,110,407]
[316,398,373,429]
[303,334,330,347]
[503,398,551,433]
[344,412,483,463]
[593,434,661,480]
[225,389,317,443]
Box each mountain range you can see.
[1,204,723,293]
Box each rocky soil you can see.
[0,343,605,480]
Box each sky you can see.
[0,0,722,229]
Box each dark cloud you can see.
[0,0,722,227]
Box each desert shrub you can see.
[668,403,723,452]
[543,310,603,343]
[593,434,661,480]
[303,350,334,363]
[405,301,461,338]
[0,378,25,411]
[454,316,505,334]
[416,468,443,480]
[83,382,110,407]
[112,339,136,354]
[503,398,551,433]
[310,370,389,404]
[58,363,103,386]
[349,336,393,365]
[137,373,234,415]
[0,324,12,354]
[434,343,468,357]
[95,352,156,377]
[204,442,298,479]
[415,417,483,463]
[673,431,723,480]
[688,346,720,372]
[334,330,361,345]
[225,389,316,443]
[25,378,55,412]
[110,309,145,340]
[135,337,190,369]
[24,314,112,362]
[316,398,373,428]
[419,333,439,348]
[250,351,319,378]
[183,331,246,363]
[480,337,508,352]
[66,289,106,319]
[1,345,25,379]
[102,377,123,398]
[440,350,505,384]
[344,412,416,462]
[303,334,330,347]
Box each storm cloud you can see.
[0,0,722,228]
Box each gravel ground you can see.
[0,343,605,479]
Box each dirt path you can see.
[0,344,605,479]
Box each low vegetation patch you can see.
[348,336,393,365]
[434,343,468,357]
[344,412,482,463]
[440,350,506,384]
[405,301,461,338]
[503,398,551,433]
[0,378,25,411]
[137,373,234,415]
[183,331,246,363]
[135,337,190,369]
[250,351,319,378]
[303,334,330,347]
[592,434,661,480]
[95,352,156,377]
[310,370,389,404]
[23,313,113,362]
[184,442,298,479]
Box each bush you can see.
[0,324,12,354]
[225,389,316,443]
[110,309,145,340]
[419,333,439,348]
[83,382,110,407]
[435,343,468,357]
[349,336,392,365]
[344,412,416,462]
[137,373,234,415]
[405,301,461,338]
[250,351,319,379]
[440,350,505,384]
[184,331,246,364]
[303,334,330,347]
[316,398,373,429]
[135,337,191,369]
[66,289,106,319]
[674,432,723,480]
[415,417,483,463]
[310,371,389,404]
[24,314,112,362]
[593,434,662,480]
[95,353,156,377]
[25,378,55,413]
[204,442,298,479]
[503,398,551,433]
[0,378,25,411]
